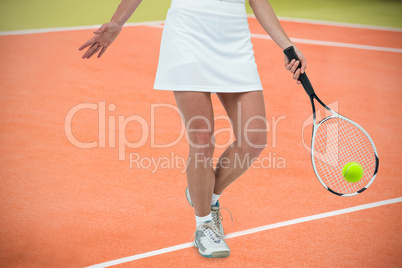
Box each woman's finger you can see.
[98,47,108,58]
[293,68,301,80]
[286,59,295,70]
[290,60,300,73]
[87,46,102,59]
[82,43,99,59]
[94,24,108,35]
[78,36,96,51]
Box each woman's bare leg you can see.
[174,91,216,217]
[214,90,268,194]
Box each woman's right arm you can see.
[79,0,143,59]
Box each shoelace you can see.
[211,206,233,230]
[199,222,223,243]
[193,222,223,243]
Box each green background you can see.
[0,0,401,31]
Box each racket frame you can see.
[284,46,379,196]
[309,94,379,196]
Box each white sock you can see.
[211,193,221,206]
[195,213,213,228]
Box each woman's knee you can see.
[188,132,215,170]
[241,114,268,154]
[240,129,267,157]
[189,132,215,154]
[187,117,215,157]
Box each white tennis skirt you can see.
[153,0,263,93]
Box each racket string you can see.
[312,117,376,194]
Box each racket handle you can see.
[283,46,315,96]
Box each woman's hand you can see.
[284,46,307,85]
[79,22,122,59]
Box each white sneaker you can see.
[185,186,225,235]
[194,221,230,258]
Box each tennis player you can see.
[79,0,306,258]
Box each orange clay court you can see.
[0,17,401,267]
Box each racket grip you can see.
[283,46,315,96]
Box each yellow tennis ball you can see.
[342,162,364,183]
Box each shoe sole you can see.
[194,238,230,258]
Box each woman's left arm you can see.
[249,0,306,84]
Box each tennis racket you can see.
[284,46,379,196]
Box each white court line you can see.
[247,14,402,32]
[144,24,164,29]
[0,21,165,36]
[251,33,402,53]
[85,197,402,268]
[277,16,402,32]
